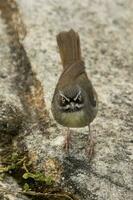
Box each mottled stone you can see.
[0,0,133,199]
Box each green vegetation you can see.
[0,151,53,193]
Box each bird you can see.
[51,29,98,159]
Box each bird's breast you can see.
[58,110,88,127]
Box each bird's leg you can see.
[86,125,96,160]
[63,128,72,153]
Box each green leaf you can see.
[23,183,30,191]
[23,172,34,179]
[22,172,53,185]
[0,164,16,173]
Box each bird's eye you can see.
[74,94,82,103]
[61,96,66,103]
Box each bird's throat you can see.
[59,110,88,127]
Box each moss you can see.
[0,150,79,200]
[23,183,31,192]
[0,150,54,194]
[23,172,53,185]
[0,145,80,200]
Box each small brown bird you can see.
[51,29,98,158]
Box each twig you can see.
[20,191,74,200]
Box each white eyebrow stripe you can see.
[59,91,70,102]
[75,103,84,108]
[74,91,81,101]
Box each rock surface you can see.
[0,0,133,199]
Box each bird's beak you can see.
[70,102,75,110]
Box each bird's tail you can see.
[56,29,82,68]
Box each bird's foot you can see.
[63,129,72,154]
[85,138,96,161]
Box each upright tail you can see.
[56,29,82,68]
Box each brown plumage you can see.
[52,28,98,127]
[52,29,98,158]
[56,29,85,90]
[57,29,82,68]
